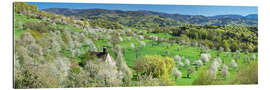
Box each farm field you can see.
[14,2,258,88]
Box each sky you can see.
[28,2,258,16]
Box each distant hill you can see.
[245,14,258,20]
[44,8,258,27]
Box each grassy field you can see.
[14,13,258,85]
[92,31,257,85]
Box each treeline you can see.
[44,8,258,27]
[152,25,258,52]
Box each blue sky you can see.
[28,2,258,16]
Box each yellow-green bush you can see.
[133,55,175,84]
[192,68,215,85]
[230,61,258,84]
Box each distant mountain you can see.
[44,8,258,27]
[210,14,244,19]
[245,14,258,20]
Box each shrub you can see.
[192,68,215,85]
[23,21,49,33]
[15,64,61,88]
[137,74,160,86]
[231,61,258,84]
[133,55,175,81]
[20,32,36,46]
[27,43,43,58]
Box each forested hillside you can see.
[44,8,258,52]
[44,8,258,27]
[14,2,258,88]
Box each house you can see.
[89,47,116,66]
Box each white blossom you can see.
[195,60,203,67]
[184,59,190,66]
[118,36,123,42]
[127,37,132,41]
[139,35,144,39]
[172,67,182,79]
[20,32,36,45]
[55,56,71,77]
[139,41,146,47]
[178,61,185,67]
[221,64,229,71]
[231,59,238,69]
[251,54,257,60]
[174,55,182,61]
[201,53,211,63]
[221,64,230,79]
[130,43,135,48]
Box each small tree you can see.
[172,67,182,80]
[174,55,181,62]
[184,59,190,66]
[221,64,230,79]
[231,60,238,69]
[195,60,203,69]
[187,66,195,78]
[201,53,210,63]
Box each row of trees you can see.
[150,25,258,52]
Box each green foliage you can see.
[192,68,216,85]
[80,52,98,67]
[133,55,175,82]
[169,26,257,52]
[14,2,258,87]
[27,30,42,39]
[23,21,51,33]
[15,65,61,88]
[230,61,258,84]
[222,40,230,51]
[14,2,38,17]
[88,19,123,29]
[46,8,257,28]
